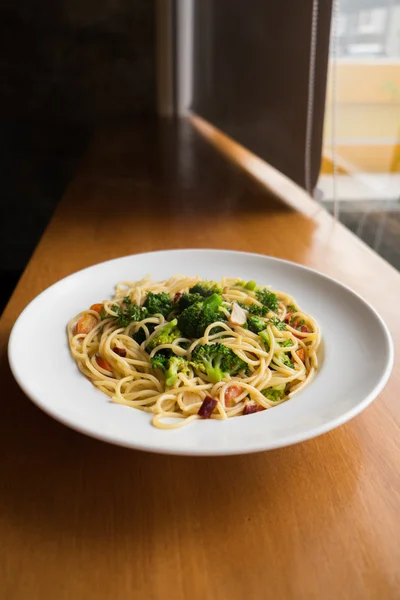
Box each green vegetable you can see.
[165,355,189,386]
[256,288,279,312]
[248,304,269,317]
[238,302,269,317]
[151,351,189,386]
[268,317,286,331]
[132,325,155,345]
[191,343,248,383]
[236,280,257,291]
[280,353,294,369]
[259,331,270,348]
[280,339,293,348]
[100,306,108,320]
[144,292,173,318]
[189,281,223,297]
[177,292,204,312]
[290,315,305,327]
[177,293,225,338]
[247,315,267,334]
[262,384,286,401]
[111,303,150,328]
[286,304,297,313]
[150,351,169,371]
[146,319,181,351]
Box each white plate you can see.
[8,249,394,456]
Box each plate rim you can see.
[7,248,395,455]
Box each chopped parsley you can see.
[268,317,286,331]
[249,304,269,317]
[256,288,279,312]
[290,316,306,328]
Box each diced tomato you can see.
[243,403,258,415]
[90,303,103,314]
[224,385,243,407]
[96,356,112,371]
[292,322,309,337]
[75,313,98,335]
[296,348,305,362]
[113,347,127,357]
[198,396,218,418]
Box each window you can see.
[318,0,400,270]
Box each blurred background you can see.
[319,0,400,271]
[1,0,399,314]
[0,0,155,312]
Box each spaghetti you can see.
[67,275,321,429]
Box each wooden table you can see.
[1,119,399,600]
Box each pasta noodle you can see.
[67,275,321,429]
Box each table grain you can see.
[1,119,399,600]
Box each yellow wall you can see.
[322,62,400,173]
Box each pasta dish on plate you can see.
[67,275,321,428]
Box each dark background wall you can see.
[0,0,155,311]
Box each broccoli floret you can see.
[279,353,294,369]
[191,343,248,383]
[255,288,279,312]
[247,315,267,334]
[146,319,181,351]
[280,339,293,348]
[144,292,173,317]
[262,384,286,401]
[150,351,169,371]
[189,281,223,297]
[177,303,202,338]
[132,323,156,345]
[151,351,189,386]
[165,355,189,386]
[259,331,270,349]
[177,292,204,312]
[178,293,225,338]
[111,302,149,328]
